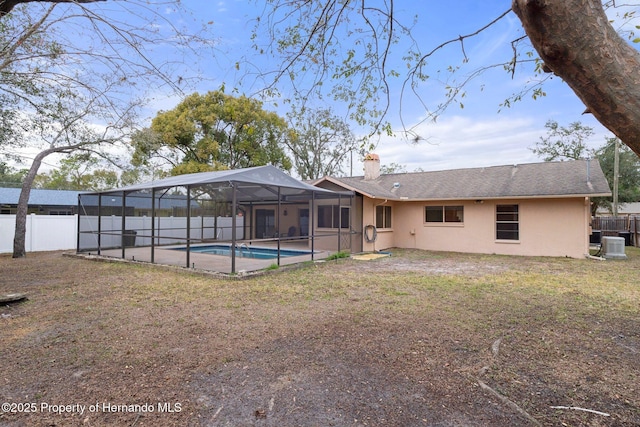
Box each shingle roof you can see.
[326,160,611,200]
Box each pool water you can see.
[173,244,312,260]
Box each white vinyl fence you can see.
[0,214,78,254]
[78,215,243,250]
[1,214,243,254]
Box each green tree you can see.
[286,108,357,180]
[0,162,26,187]
[252,1,640,157]
[132,91,292,175]
[34,153,124,191]
[593,138,640,213]
[530,120,595,161]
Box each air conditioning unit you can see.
[602,236,627,260]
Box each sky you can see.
[12,0,640,177]
[156,0,637,176]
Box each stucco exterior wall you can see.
[361,198,395,252]
[245,196,363,253]
[247,203,308,239]
[311,198,357,252]
[362,197,591,258]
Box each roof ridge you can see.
[323,159,609,200]
[335,159,589,181]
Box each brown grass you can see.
[0,248,638,426]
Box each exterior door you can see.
[299,208,309,236]
[256,209,275,238]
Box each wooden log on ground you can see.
[0,293,27,304]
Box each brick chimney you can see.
[364,153,380,180]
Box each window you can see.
[445,206,464,222]
[317,205,334,228]
[496,204,519,240]
[318,205,350,229]
[340,206,350,229]
[425,206,443,222]
[376,205,392,228]
[425,205,464,223]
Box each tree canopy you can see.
[530,120,595,162]
[33,153,140,191]
[0,162,26,187]
[132,91,293,175]
[594,138,640,213]
[531,121,640,214]
[286,108,357,180]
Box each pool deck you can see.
[92,241,330,274]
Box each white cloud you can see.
[351,113,613,175]
[373,115,540,172]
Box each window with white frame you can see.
[496,204,519,240]
[376,205,392,228]
[425,205,464,223]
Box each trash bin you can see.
[123,230,137,247]
[618,231,632,246]
[590,230,602,245]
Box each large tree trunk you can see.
[0,0,105,16]
[12,149,50,258]
[512,0,640,157]
[13,142,90,257]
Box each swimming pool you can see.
[173,244,312,260]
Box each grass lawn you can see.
[0,248,639,426]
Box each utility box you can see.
[602,236,627,260]
[618,231,632,246]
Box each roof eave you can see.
[319,176,377,199]
[359,192,613,202]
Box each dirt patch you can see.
[0,249,639,426]
[344,251,509,275]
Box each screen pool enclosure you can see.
[76,165,354,274]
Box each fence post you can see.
[27,213,35,252]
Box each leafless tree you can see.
[286,108,359,180]
[0,1,214,257]
[249,0,640,156]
